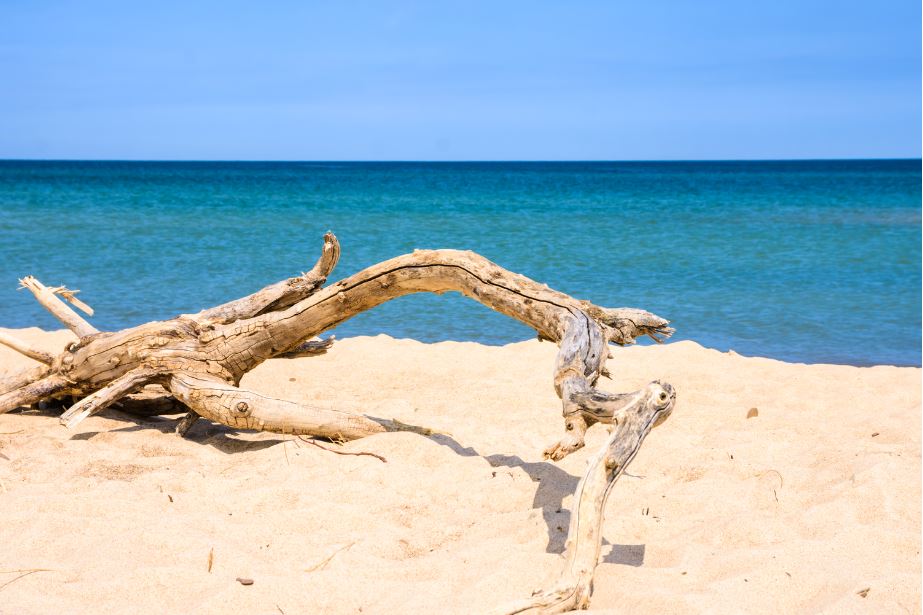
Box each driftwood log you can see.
[0,233,676,613]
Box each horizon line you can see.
[0,157,920,163]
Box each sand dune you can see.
[0,328,919,614]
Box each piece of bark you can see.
[277,336,335,358]
[174,410,200,436]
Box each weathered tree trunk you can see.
[496,381,675,614]
[0,232,676,613]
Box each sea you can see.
[0,160,919,367]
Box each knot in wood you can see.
[234,401,250,415]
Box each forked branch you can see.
[499,382,675,614]
[194,231,340,325]
[19,276,98,338]
[0,232,677,613]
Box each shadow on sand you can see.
[14,404,647,563]
[63,408,286,454]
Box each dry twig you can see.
[298,437,387,463]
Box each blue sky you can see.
[1,1,919,160]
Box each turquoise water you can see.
[0,160,919,366]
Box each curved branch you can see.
[3,236,673,460]
[0,233,678,614]
[195,232,341,325]
[303,231,342,282]
[499,381,676,614]
[253,249,650,350]
[211,249,671,381]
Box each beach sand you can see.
[0,328,919,614]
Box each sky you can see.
[0,1,919,160]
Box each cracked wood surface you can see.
[0,232,676,613]
[1,234,673,451]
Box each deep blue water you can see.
[0,160,919,366]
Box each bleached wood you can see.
[1,235,673,449]
[498,382,675,614]
[169,372,433,438]
[240,248,672,364]
[52,287,94,316]
[60,368,160,429]
[0,370,68,414]
[19,276,98,338]
[0,232,677,612]
[194,232,340,325]
[0,331,54,365]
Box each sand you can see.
[0,328,919,614]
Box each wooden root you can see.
[498,381,675,614]
[0,232,677,611]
